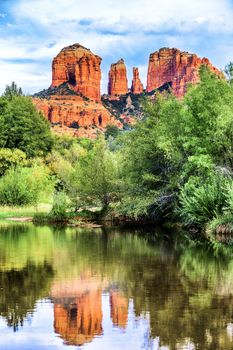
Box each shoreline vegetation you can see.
[1,67,233,242]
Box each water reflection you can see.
[0,223,232,349]
[110,290,128,329]
[0,262,53,331]
[53,290,103,346]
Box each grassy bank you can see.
[0,204,52,219]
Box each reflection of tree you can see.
[0,223,56,270]
[0,262,53,331]
[121,240,233,350]
[1,223,233,349]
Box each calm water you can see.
[0,223,233,349]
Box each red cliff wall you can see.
[33,95,119,128]
[147,48,222,97]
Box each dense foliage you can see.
[1,71,233,235]
[0,83,53,157]
[0,148,27,176]
[104,67,233,231]
[0,165,53,206]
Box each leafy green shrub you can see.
[178,176,228,226]
[49,192,68,222]
[224,182,233,214]
[105,124,120,139]
[0,165,53,206]
[0,169,30,206]
[0,148,27,176]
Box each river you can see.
[0,222,233,349]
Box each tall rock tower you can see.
[51,43,102,101]
[131,67,144,94]
[108,59,128,96]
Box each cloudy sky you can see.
[1,0,233,94]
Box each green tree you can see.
[117,93,182,219]
[105,124,120,139]
[0,95,53,157]
[117,66,233,223]
[75,135,121,210]
[2,82,23,100]
[225,62,233,81]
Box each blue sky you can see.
[1,0,233,94]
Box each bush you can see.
[49,192,68,222]
[105,124,120,139]
[0,169,31,206]
[178,175,228,226]
[0,148,27,176]
[0,165,53,206]
[224,182,233,214]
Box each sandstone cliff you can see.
[108,59,128,96]
[33,44,124,138]
[33,43,223,138]
[131,67,144,94]
[33,93,122,139]
[147,48,222,97]
[51,43,101,101]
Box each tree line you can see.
[1,67,233,235]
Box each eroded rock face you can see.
[51,43,102,101]
[108,59,128,96]
[33,95,122,138]
[33,43,223,139]
[131,67,144,94]
[147,48,222,97]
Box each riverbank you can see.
[1,204,233,244]
[0,204,51,220]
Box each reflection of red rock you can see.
[54,290,103,346]
[108,59,128,96]
[131,67,144,94]
[147,48,222,97]
[51,43,101,102]
[110,290,129,329]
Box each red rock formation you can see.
[51,43,101,101]
[33,95,122,132]
[108,59,128,96]
[147,48,222,97]
[110,290,129,329]
[131,67,144,94]
[54,290,103,346]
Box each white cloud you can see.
[13,0,233,33]
[0,60,51,94]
